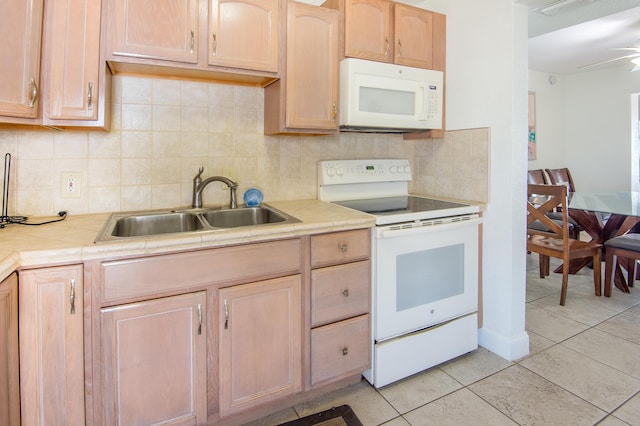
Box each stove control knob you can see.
[326,166,335,177]
[403,165,411,174]
[336,167,344,176]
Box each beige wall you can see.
[0,75,488,217]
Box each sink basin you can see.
[110,212,205,237]
[202,207,288,228]
[95,205,300,242]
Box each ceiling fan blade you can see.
[578,53,640,69]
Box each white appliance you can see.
[318,159,481,388]
[339,58,444,133]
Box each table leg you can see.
[556,211,640,293]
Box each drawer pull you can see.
[224,299,229,329]
[342,289,349,297]
[197,303,202,335]
[69,279,76,315]
[341,347,349,356]
[339,243,348,252]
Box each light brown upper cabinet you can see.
[324,0,444,71]
[343,0,391,62]
[0,0,110,128]
[0,0,44,122]
[109,0,200,63]
[106,0,282,84]
[41,0,111,128]
[393,3,434,69]
[264,1,339,135]
[209,0,280,72]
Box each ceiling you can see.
[520,0,640,74]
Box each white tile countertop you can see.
[0,199,375,281]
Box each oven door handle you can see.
[377,216,481,239]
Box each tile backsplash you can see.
[0,75,488,217]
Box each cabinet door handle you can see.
[197,303,202,335]
[29,77,38,108]
[69,279,76,315]
[333,102,337,123]
[212,33,217,56]
[223,299,229,329]
[341,347,349,356]
[339,243,348,252]
[342,289,349,297]
[190,30,195,54]
[87,82,93,110]
[397,39,402,59]
[384,36,389,55]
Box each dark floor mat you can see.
[278,405,363,426]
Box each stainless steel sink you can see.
[95,205,300,242]
[111,212,205,237]
[202,206,288,228]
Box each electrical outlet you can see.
[60,172,82,198]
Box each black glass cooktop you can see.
[333,196,468,216]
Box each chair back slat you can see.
[545,168,576,192]
[527,184,569,242]
[527,169,548,185]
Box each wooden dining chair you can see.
[527,169,580,240]
[545,168,576,192]
[527,169,548,185]
[527,184,602,305]
[604,234,640,296]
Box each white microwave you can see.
[339,58,444,133]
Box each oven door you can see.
[373,217,481,341]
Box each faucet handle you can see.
[195,166,204,180]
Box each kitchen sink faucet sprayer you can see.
[192,166,238,209]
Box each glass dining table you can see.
[568,191,640,293]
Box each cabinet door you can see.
[0,0,43,119]
[44,0,102,121]
[209,0,280,72]
[110,0,199,63]
[101,292,207,426]
[344,0,390,62]
[0,273,19,426]
[19,265,85,426]
[285,1,339,130]
[219,275,302,417]
[393,3,433,69]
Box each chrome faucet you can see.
[192,167,238,209]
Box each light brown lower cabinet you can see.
[19,264,85,426]
[0,273,20,426]
[100,291,207,426]
[218,275,302,418]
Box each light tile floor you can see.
[248,256,640,426]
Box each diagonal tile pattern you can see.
[248,256,640,425]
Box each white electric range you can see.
[318,159,481,388]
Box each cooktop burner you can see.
[334,196,468,216]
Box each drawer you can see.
[311,260,370,327]
[310,229,370,268]
[101,239,301,304]
[311,315,370,387]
